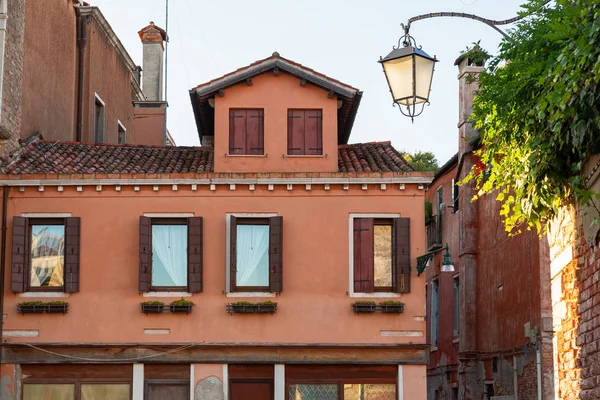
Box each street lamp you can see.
[379,23,438,122]
[417,243,455,275]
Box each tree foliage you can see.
[464,0,600,234]
[402,151,439,172]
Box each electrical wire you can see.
[19,343,196,363]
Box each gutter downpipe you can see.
[76,11,89,142]
[0,186,9,366]
[513,354,519,400]
[536,344,543,400]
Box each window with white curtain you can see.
[233,218,270,291]
[151,220,187,289]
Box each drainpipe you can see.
[536,344,542,400]
[513,355,519,400]
[0,186,9,366]
[76,11,89,142]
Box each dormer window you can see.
[229,109,264,155]
[287,109,323,155]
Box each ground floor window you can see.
[289,383,396,400]
[23,383,130,400]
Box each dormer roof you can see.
[189,52,363,145]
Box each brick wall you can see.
[0,0,25,157]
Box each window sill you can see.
[226,292,276,298]
[226,154,267,158]
[143,292,192,298]
[283,154,327,158]
[430,346,438,352]
[18,292,70,298]
[349,293,402,298]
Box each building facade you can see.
[0,54,432,400]
[423,56,555,400]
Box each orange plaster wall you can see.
[133,107,166,146]
[403,365,426,400]
[213,73,339,173]
[3,185,426,345]
[193,364,224,387]
[0,364,16,397]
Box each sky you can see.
[93,0,525,164]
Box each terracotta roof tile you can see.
[3,140,413,175]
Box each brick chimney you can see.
[455,53,485,155]
[138,22,166,101]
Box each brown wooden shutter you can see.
[353,218,374,293]
[139,216,152,292]
[64,217,81,293]
[269,216,283,293]
[287,110,305,155]
[11,217,28,293]
[393,217,411,293]
[229,110,247,155]
[246,109,264,155]
[305,110,323,155]
[187,217,203,293]
[230,216,237,291]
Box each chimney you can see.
[455,52,486,155]
[138,22,167,101]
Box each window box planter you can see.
[141,302,165,314]
[45,302,69,314]
[17,302,45,314]
[352,302,377,313]
[227,301,277,314]
[379,302,405,314]
[169,299,193,314]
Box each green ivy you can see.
[463,0,600,234]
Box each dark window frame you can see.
[228,108,265,156]
[231,218,271,292]
[144,379,190,400]
[27,218,66,292]
[287,109,323,156]
[373,219,393,292]
[453,276,460,337]
[149,218,189,292]
[118,120,126,144]
[94,96,105,144]
[22,379,132,400]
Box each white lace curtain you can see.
[236,225,269,286]
[152,225,187,286]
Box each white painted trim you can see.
[143,329,170,335]
[222,364,229,400]
[133,364,144,400]
[18,292,70,298]
[349,293,402,298]
[142,292,192,298]
[380,330,424,337]
[20,213,72,218]
[225,213,278,293]
[397,365,404,400]
[143,213,195,218]
[274,364,285,400]
[117,119,126,132]
[348,213,402,296]
[226,292,276,298]
[94,92,105,107]
[190,364,195,400]
[0,176,433,187]
[2,330,39,338]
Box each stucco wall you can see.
[213,73,339,173]
[3,184,426,345]
[20,0,76,142]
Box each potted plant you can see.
[379,300,404,314]
[255,301,277,313]
[227,301,277,314]
[169,298,193,314]
[45,301,69,314]
[17,301,46,314]
[458,40,491,67]
[425,200,433,224]
[141,301,165,314]
[352,301,377,313]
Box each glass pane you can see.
[23,384,74,400]
[30,224,65,287]
[236,225,269,287]
[289,384,338,400]
[81,384,130,400]
[152,224,188,287]
[382,56,413,105]
[414,55,436,102]
[344,384,396,400]
[374,225,392,288]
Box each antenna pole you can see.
[164,0,169,145]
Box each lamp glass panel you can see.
[414,55,436,103]
[382,55,413,106]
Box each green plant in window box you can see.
[379,300,404,314]
[17,301,45,314]
[425,200,433,225]
[169,298,194,314]
[140,301,165,314]
[45,301,69,314]
[227,301,277,314]
[352,301,377,313]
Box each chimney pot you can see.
[138,22,167,101]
